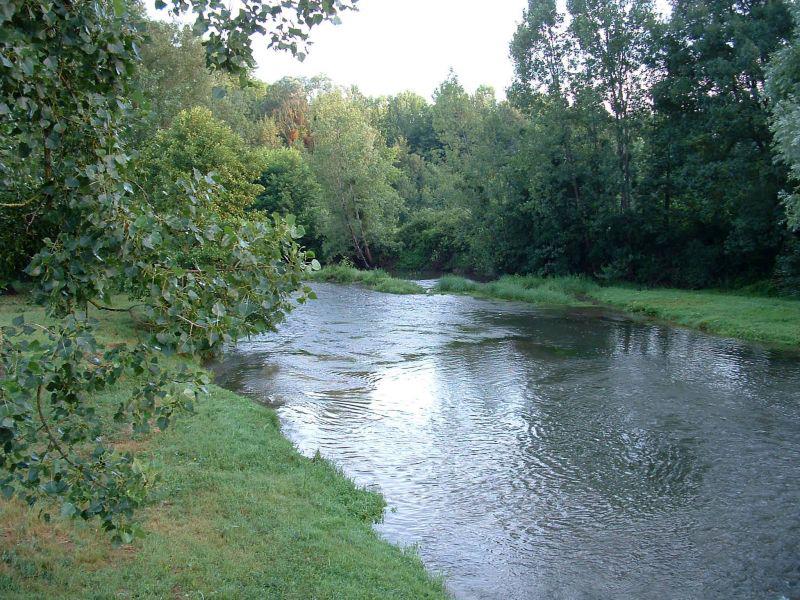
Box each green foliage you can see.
[0,0,351,536]
[774,237,800,297]
[210,79,283,148]
[261,77,314,146]
[0,207,49,289]
[137,107,267,217]
[129,21,216,145]
[254,148,319,215]
[426,76,528,275]
[569,0,655,211]
[646,0,791,283]
[253,148,322,247]
[309,91,402,268]
[0,122,50,286]
[768,0,800,231]
[372,91,438,156]
[131,20,283,149]
[438,0,798,286]
[156,0,358,75]
[396,208,469,272]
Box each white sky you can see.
[252,1,529,100]
[150,1,671,101]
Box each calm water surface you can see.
[213,283,800,599]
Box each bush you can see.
[774,235,800,297]
[396,208,469,272]
[136,107,267,217]
[252,148,322,250]
[670,240,723,289]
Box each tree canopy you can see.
[0,0,352,542]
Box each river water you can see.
[213,283,800,599]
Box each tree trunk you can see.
[354,207,374,267]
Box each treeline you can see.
[4,0,800,294]
[384,0,800,291]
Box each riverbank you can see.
[435,275,800,348]
[307,265,425,294]
[0,296,446,599]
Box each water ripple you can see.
[213,283,800,600]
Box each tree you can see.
[374,91,438,156]
[0,0,354,541]
[510,0,616,275]
[649,0,792,284]
[131,21,216,144]
[133,19,282,149]
[309,91,401,267]
[137,107,267,217]
[252,147,323,249]
[568,0,656,211]
[768,0,800,231]
[259,77,314,147]
[426,75,530,275]
[766,0,800,292]
[510,0,572,99]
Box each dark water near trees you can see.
[213,283,800,599]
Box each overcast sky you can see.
[250,0,529,100]
[150,1,671,101]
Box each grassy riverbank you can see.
[307,265,425,294]
[435,275,800,348]
[0,296,446,599]
[436,274,592,306]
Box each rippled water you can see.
[213,283,800,599]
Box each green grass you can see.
[590,286,800,348]
[435,275,800,348]
[436,274,595,307]
[307,265,425,295]
[0,296,446,599]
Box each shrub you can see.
[252,148,322,250]
[136,107,267,217]
[396,208,469,272]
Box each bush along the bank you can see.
[308,264,425,295]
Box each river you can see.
[213,282,800,599]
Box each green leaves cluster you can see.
[0,314,205,543]
[768,1,800,231]
[157,0,356,72]
[137,107,268,217]
[309,91,401,268]
[0,0,349,537]
[124,174,316,358]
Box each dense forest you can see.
[6,0,800,294]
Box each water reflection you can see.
[213,283,800,599]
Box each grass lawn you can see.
[435,275,800,348]
[0,296,446,599]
